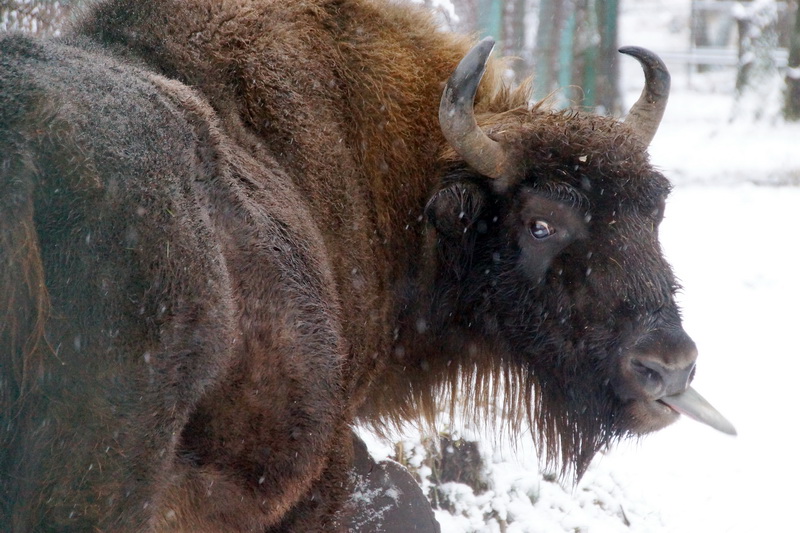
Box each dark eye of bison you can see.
[530,220,556,240]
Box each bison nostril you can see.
[630,357,696,398]
[631,359,665,396]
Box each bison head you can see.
[428,39,734,475]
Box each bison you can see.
[0,0,734,530]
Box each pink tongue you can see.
[660,387,737,436]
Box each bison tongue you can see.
[660,387,737,436]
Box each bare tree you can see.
[785,1,800,120]
[593,0,620,115]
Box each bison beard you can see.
[0,0,733,531]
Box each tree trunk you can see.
[537,0,619,113]
[784,2,800,120]
[476,0,504,41]
[505,0,530,80]
[594,0,620,115]
[534,0,568,103]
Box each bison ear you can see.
[425,182,486,240]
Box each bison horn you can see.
[440,37,508,179]
[619,46,671,146]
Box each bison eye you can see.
[530,220,556,240]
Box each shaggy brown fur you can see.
[2,0,696,531]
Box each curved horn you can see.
[619,46,671,146]
[439,37,507,179]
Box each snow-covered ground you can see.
[364,1,800,531]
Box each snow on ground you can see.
[363,1,800,531]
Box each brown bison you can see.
[0,0,734,530]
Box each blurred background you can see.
[421,0,800,122]
[4,0,799,119]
